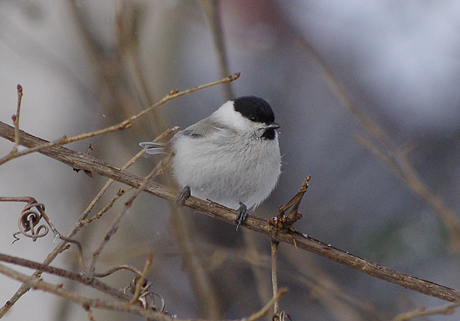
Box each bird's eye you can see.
[250,115,258,122]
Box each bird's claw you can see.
[175,186,191,205]
[235,202,248,231]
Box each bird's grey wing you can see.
[179,117,226,139]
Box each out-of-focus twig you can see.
[169,205,222,318]
[199,0,234,100]
[86,151,174,280]
[271,240,280,315]
[299,37,460,251]
[392,302,460,321]
[246,287,288,321]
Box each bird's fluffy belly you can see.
[172,135,280,210]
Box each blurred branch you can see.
[169,205,223,318]
[1,121,460,303]
[199,0,233,100]
[85,151,174,280]
[298,37,460,251]
[392,302,460,321]
[271,240,280,316]
[247,287,288,321]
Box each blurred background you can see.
[1,0,460,320]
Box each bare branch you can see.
[271,240,280,315]
[1,121,460,303]
[392,302,460,321]
[0,263,174,321]
[12,84,23,152]
[199,0,233,100]
[0,253,131,302]
[0,73,240,166]
[0,125,179,316]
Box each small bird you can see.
[140,96,281,229]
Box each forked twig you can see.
[269,177,311,233]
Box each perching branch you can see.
[1,120,460,303]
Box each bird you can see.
[140,96,281,229]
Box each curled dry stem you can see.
[0,196,58,243]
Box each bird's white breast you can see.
[172,129,281,210]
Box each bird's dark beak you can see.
[266,122,280,129]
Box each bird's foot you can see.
[175,186,191,205]
[235,202,248,231]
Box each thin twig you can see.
[128,253,153,305]
[246,287,288,321]
[271,240,280,315]
[1,122,459,303]
[12,84,23,152]
[299,36,460,251]
[0,253,131,301]
[0,73,239,166]
[0,125,178,316]
[199,0,233,100]
[81,188,129,225]
[0,263,175,321]
[86,152,174,279]
[392,302,460,321]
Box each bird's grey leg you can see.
[235,202,248,230]
[175,185,191,205]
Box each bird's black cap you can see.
[233,96,275,125]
